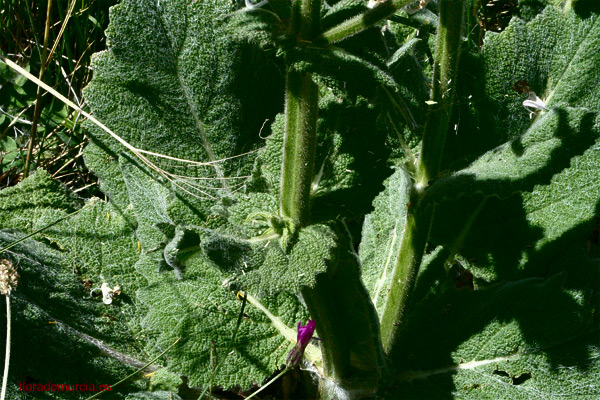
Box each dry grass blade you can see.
[1,55,253,200]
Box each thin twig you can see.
[84,338,180,400]
[244,368,289,400]
[0,296,11,400]
[0,203,89,255]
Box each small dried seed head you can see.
[0,259,19,296]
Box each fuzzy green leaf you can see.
[136,248,309,388]
[425,107,599,203]
[443,5,600,174]
[391,277,600,399]
[0,169,79,229]
[0,172,149,399]
[241,223,339,293]
[425,7,600,285]
[359,167,411,317]
[482,6,600,142]
[83,0,281,212]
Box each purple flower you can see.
[297,319,315,346]
[286,319,315,367]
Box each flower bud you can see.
[286,319,315,368]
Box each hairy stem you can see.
[301,279,351,380]
[284,0,362,385]
[283,0,387,389]
[380,0,465,354]
[416,0,465,187]
[280,70,319,227]
[280,0,321,227]
[321,0,414,43]
[294,0,321,38]
[379,198,432,353]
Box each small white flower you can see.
[523,91,548,112]
[100,283,121,305]
[523,91,548,118]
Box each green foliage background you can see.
[0,0,598,399]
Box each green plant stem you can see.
[380,0,465,354]
[282,0,387,389]
[416,0,465,188]
[301,280,351,380]
[283,0,356,383]
[280,69,319,228]
[321,0,414,43]
[295,0,321,38]
[280,0,320,228]
[1,296,11,400]
[379,200,432,353]
[23,0,53,178]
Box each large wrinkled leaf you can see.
[443,5,600,173]
[115,144,313,387]
[426,7,600,285]
[136,248,310,388]
[425,107,599,203]
[390,277,599,399]
[482,6,600,143]
[0,172,148,399]
[83,0,281,213]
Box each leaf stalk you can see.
[380,0,465,354]
[321,0,414,43]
